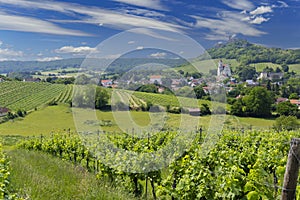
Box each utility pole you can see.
[282,138,300,200]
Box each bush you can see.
[48,100,58,106]
[149,105,165,112]
[167,107,181,114]
[273,116,299,131]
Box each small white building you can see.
[246,80,259,86]
[101,79,113,87]
[258,72,284,81]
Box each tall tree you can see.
[95,87,110,109]
[277,101,298,116]
[243,87,273,117]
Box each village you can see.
[98,60,300,110]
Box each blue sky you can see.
[0,0,299,61]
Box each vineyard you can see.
[112,90,147,110]
[0,81,72,111]
[54,84,73,103]
[17,129,300,199]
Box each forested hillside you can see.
[206,39,300,65]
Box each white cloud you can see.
[37,56,62,62]
[0,40,2,46]
[55,46,98,55]
[0,48,23,61]
[128,28,180,41]
[0,12,91,36]
[277,1,289,8]
[150,52,166,58]
[112,0,166,10]
[242,16,251,21]
[128,41,135,44]
[0,0,183,36]
[222,0,255,10]
[124,8,165,17]
[136,46,144,50]
[192,12,266,40]
[250,16,270,24]
[250,6,273,15]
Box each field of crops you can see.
[0,81,71,111]
[54,84,73,103]
[17,129,300,199]
[112,90,147,110]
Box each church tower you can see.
[217,60,223,77]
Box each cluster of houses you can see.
[99,60,286,92]
[277,98,300,109]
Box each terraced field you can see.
[0,81,71,111]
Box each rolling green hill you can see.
[206,39,300,65]
[175,39,300,75]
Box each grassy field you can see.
[0,104,277,136]
[250,62,300,75]
[0,104,76,136]
[8,149,134,200]
[250,62,281,72]
[174,59,240,74]
[289,63,300,74]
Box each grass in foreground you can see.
[8,149,135,200]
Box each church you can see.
[217,60,232,78]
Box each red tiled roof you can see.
[101,80,112,83]
[290,99,300,105]
[150,75,162,79]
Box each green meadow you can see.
[0,103,276,137]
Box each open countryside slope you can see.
[0,81,71,111]
[8,149,134,200]
[0,104,276,136]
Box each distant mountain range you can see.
[1,39,299,74]
[0,58,84,74]
[0,57,187,74]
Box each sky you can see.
[0,0,299,61]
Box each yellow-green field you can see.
[0,104,277,136]
[250,62,281,72]
[289,63,300,74]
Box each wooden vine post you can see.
[281,138,300,200]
